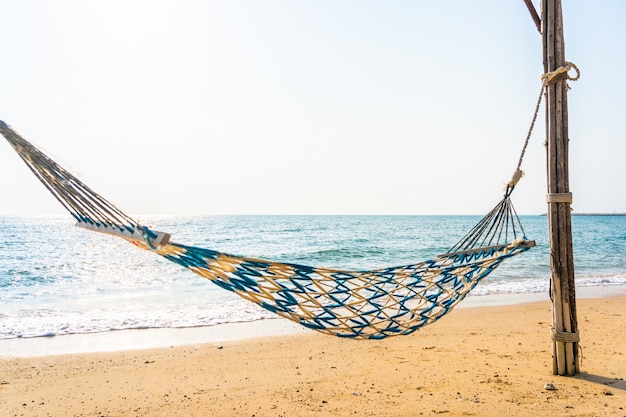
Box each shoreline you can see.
[2,285,625,358]
[2,291,624,417]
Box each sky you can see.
[1,1,624,216]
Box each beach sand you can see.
[1,294,625,417]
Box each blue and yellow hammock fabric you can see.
[1,121,534,339]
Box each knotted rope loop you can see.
[541,61,580,86]
[504,169,524,197]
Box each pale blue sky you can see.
[1,1,624,216]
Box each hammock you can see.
[0,120,535,339]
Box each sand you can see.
[1,294,625,417]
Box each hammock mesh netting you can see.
[1,120,534,339]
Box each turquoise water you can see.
[1,214,625,339]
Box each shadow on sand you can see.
[575,372,626,392]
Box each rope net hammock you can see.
[1,120,535,339]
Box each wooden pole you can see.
[523,0,542,33]
[541,0,579,376]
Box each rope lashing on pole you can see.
[551,327,580,343]
[541,61,580,87]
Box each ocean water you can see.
[1,214,625,340]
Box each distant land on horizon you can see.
[540,213,626,216]
[573,212,626,216]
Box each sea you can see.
[1,214,625,343]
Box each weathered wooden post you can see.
[541,0,580,376]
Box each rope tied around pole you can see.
[550,327,580,343]
[541,61,580,86]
